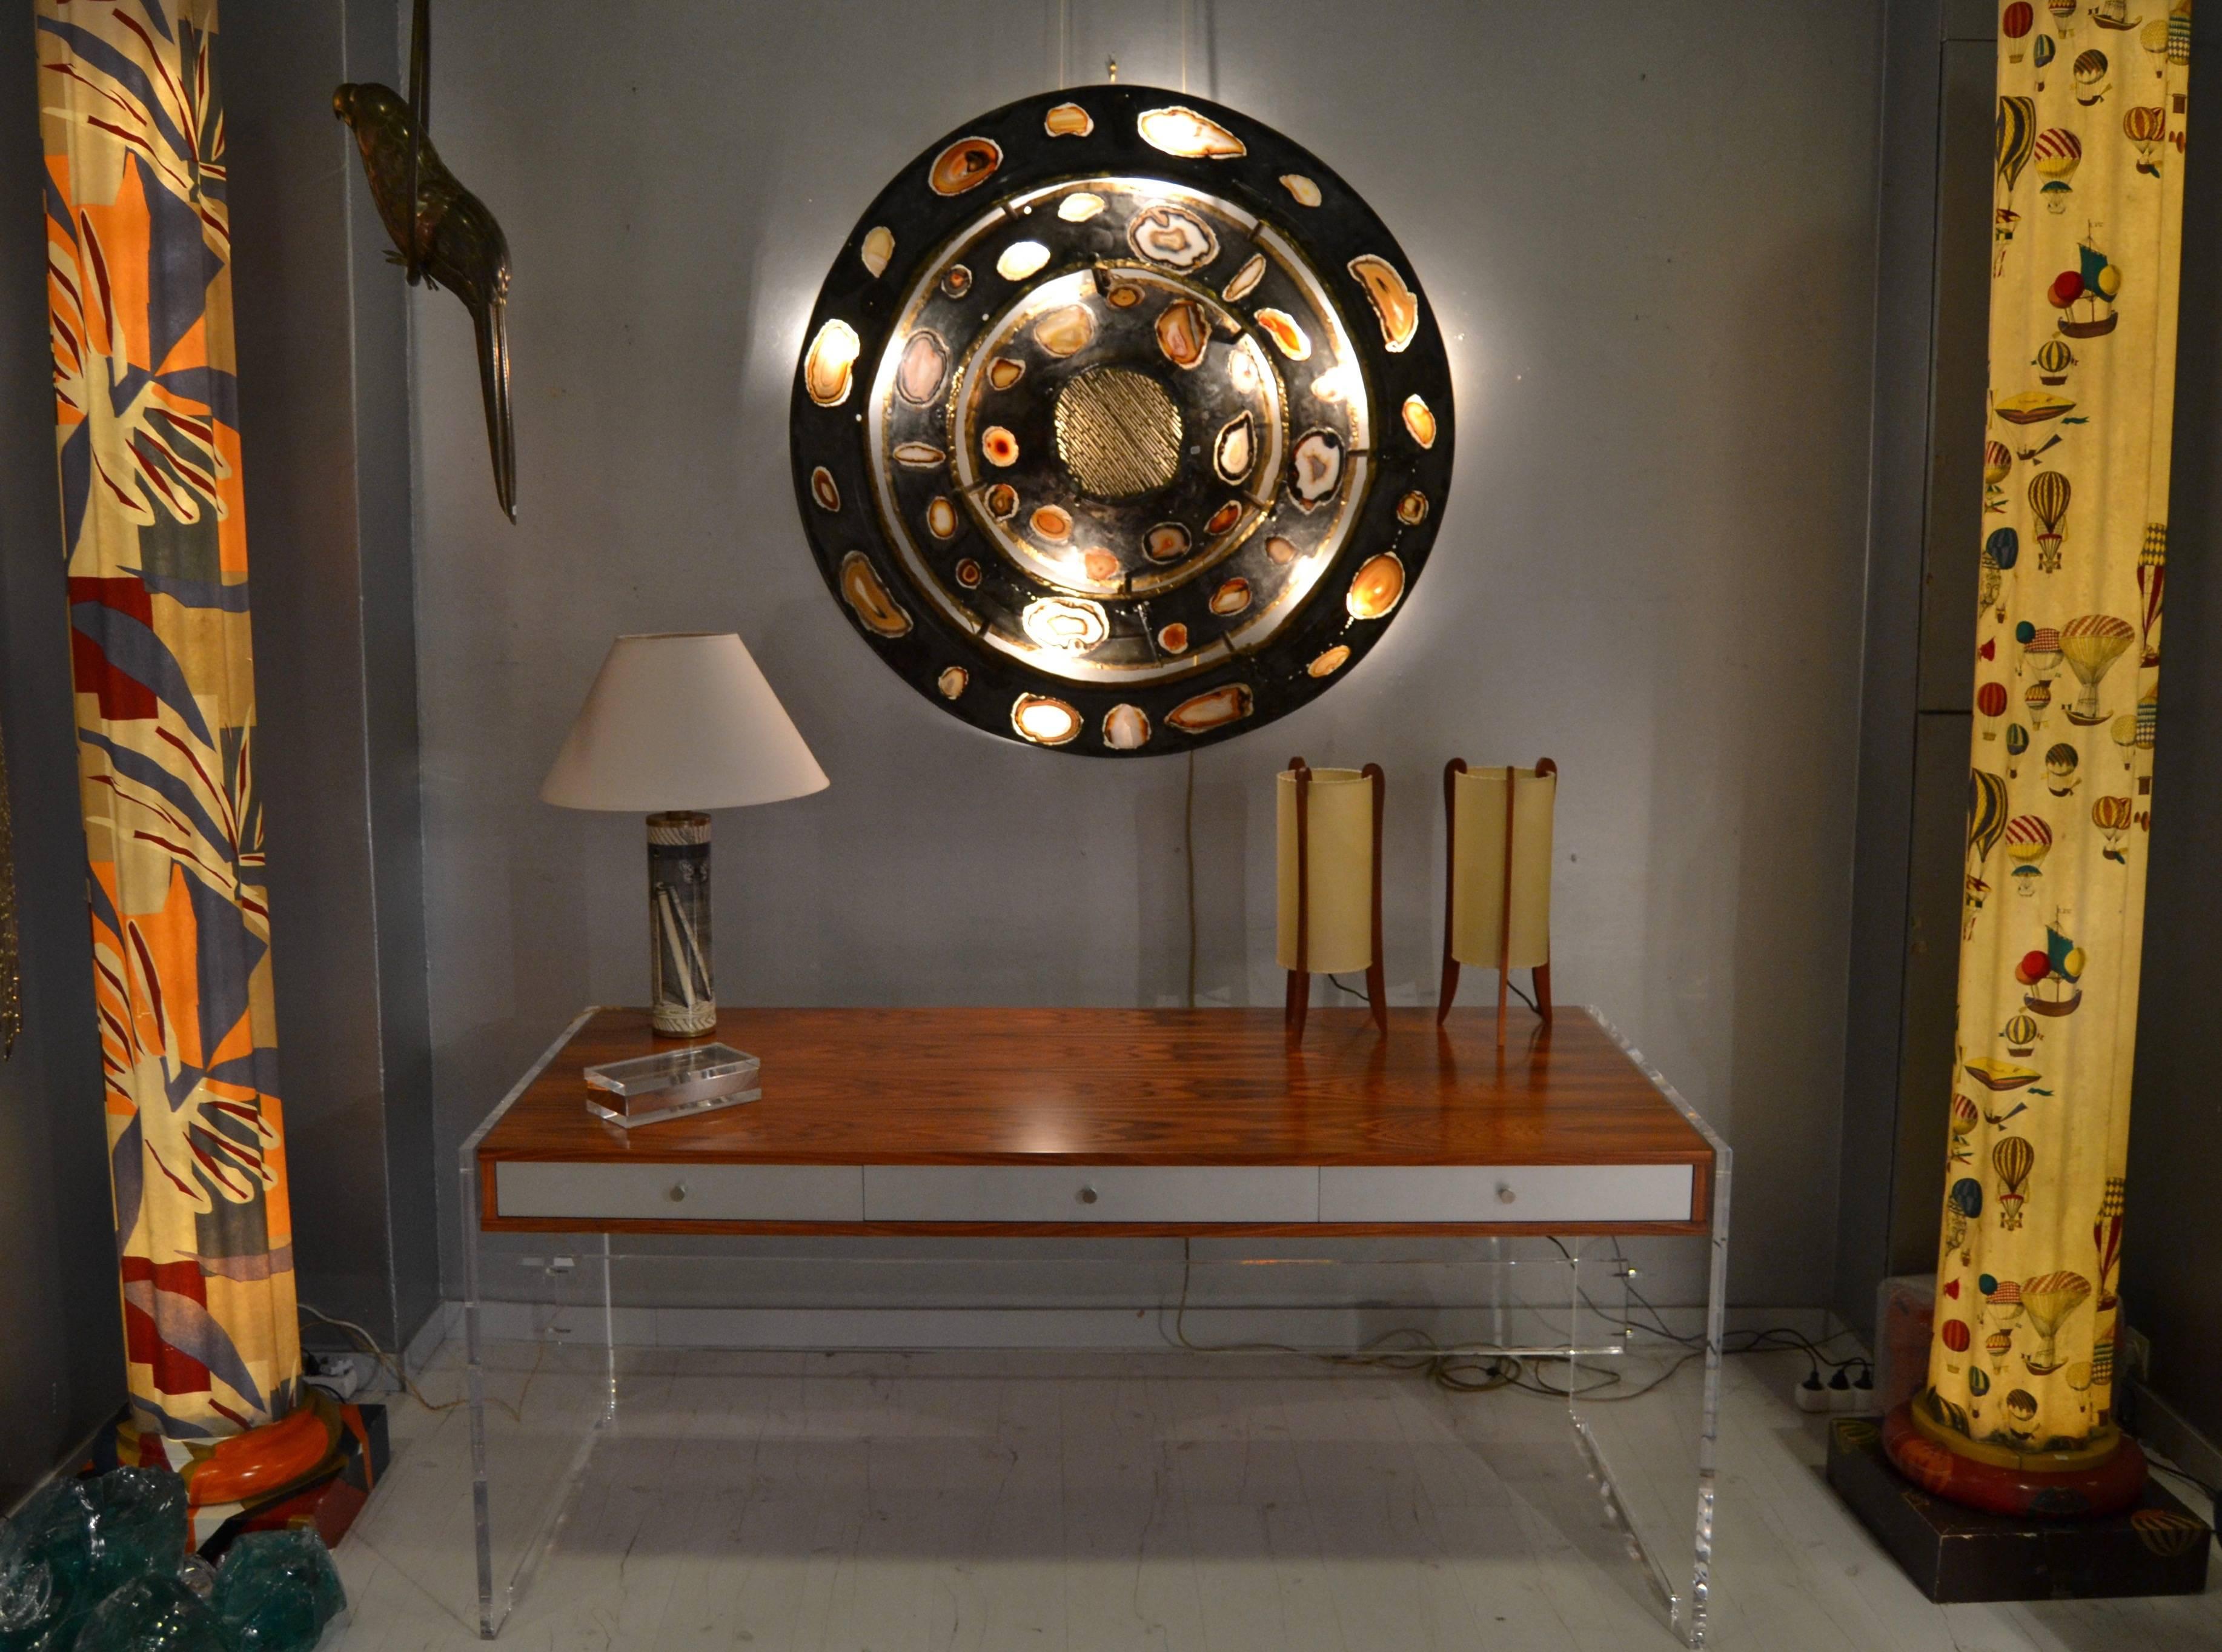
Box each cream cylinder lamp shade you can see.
[1275,761,1387,1037]
[1437,759,1557,1041]
[543,633,827,1037]
[1275,768,1377,974]
[1450,766,1556,970]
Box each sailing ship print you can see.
[2052,225,2123,335]
[2019,910,2085,1018]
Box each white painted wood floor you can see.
[327,1341,2221,1651]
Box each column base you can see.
[1829,1411,2206,1601]
[1882,1398,2148,1517]
[103,1392,391,1554]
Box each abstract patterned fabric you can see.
[39,0,300,1440]
[1922,0,2189,1456]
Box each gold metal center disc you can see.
[1053,366,1184,499]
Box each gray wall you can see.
[221,0,439,1355]
[2130,60,2222,1447]
[0,15,128,1505]
[411,0,1888,1310]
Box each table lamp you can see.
[1437,757,1557,1046]
[1275,757,1388,1040]
[542,632,828,1037]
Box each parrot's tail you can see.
[473,295,516,522]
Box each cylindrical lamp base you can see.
[1881,1400,2147,1518]
[646,811,714,1037]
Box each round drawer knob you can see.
[1078,1185,1100,1206]
[1495,1183,1517,1205]
[668,1182,689,1204]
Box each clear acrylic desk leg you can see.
[1577,1008,1734,1650]
[463,1187,617,1636]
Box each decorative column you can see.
[38,0,305,1474]
[1885,4,2190,1515]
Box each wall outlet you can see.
[2123,1325,2152,1384]
[302,1351,380,1400]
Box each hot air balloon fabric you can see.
[1920,0,2189,1465]
[37,0,302,1449]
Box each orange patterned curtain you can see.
[1913,1,2187,1470]
[38,0,299,1442]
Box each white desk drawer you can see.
[496,1161,863,1222]
[864,1165,1318,1224]
[1318,1164,1694,1224]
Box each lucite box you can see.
[582,1043,760,1128]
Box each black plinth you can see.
[1827,1416,2212,1602]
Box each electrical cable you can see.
[1161,1241,1871,1404]
[299,1304,522,1422]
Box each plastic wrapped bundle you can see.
[0,1514,55,1646]
[212,1530,345,1652]
[0,1469,188,1651]
[67,1575,227,1652]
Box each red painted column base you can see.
[1882,1401,2148,1519]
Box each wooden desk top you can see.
[477,1006,1714,1181]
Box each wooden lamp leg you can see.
[1531,757,1558,1027]
[1437,758,1465,1024]
[1364,762,1388,1035]
[1496,761,1517,1051]
[1285,757,1310,1041]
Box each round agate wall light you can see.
[789,86,1454,756]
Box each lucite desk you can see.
[461,1006,1731,1644]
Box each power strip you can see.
[302,1351,377,1401]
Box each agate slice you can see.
[1348,254,1419,352]
[1213,412,1255,483]
[1137,106,1245,159]
[1144,523,1191,563]
[803,319,860,406]
[860,226,894,277]
[1209,577,1252,616]
[1167,683,1254,732]
[1223,253,1267,303]
[1023,597,1110,651]
[1035,305,1096,357]
[929,136,1003,196]
[1289,430,1344,511]
[1156,299,1210,370]
[1346,552,1406,620]
[1103,703,1152,750]
[840,551,911,637]
[1127,203,1219,271]
[997,240,1050,281]
[895,331,949,406]
[1255,309,1311,361]
[1402,394,1437,448]
[1011,694,1081,745]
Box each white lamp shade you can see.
[540,632,829,811]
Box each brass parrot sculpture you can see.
[334,79,516,521]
